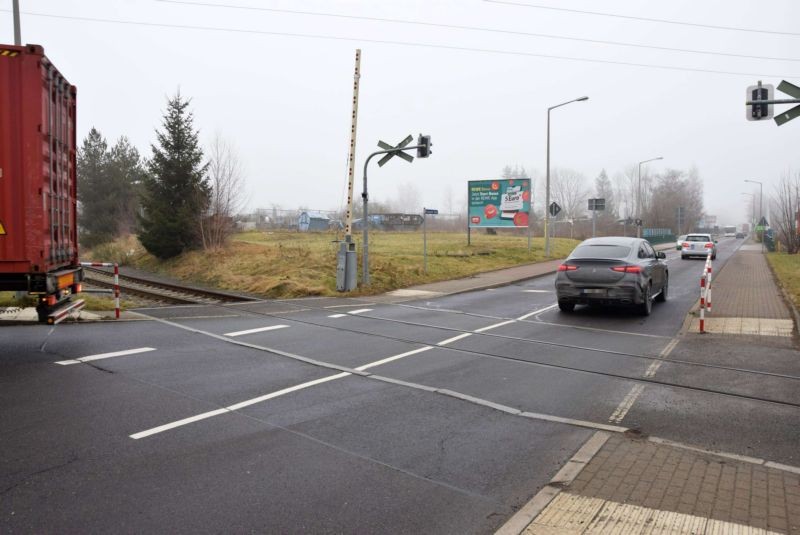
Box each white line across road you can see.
[437,332,473,346]
[347,309,372,315]
[56,347,156,366]
[474,319,517,333]
[224,325,289,337]
[327,313,347,318]
[517,303,559,321]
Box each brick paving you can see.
[708,250,791,320]
[556,434,800,533]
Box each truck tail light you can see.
[558,264,578,271]
[611,265,642,274]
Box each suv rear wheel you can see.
[558,301,575,313]
[655,275,668,302]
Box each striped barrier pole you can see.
[114,263,120,319]
[699,272,706,333]
[79,261,121,320]
[706,258,713,312]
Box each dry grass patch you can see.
[767,252,800,308]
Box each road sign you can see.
[775,80,800,126]
[588,198,605,211]
[468,179,531,228]
[746,82,774,121]
[549,201,561,218]
[377,135,414,167]
[635,218,643,227]
[424,208,438,215]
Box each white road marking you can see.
[56,347,156,366]
[348,308,373,315]
[437,333,473,346]
[645,338,679,377]
[608,384,645,424]
[522,289,552,293]
[607,337,679,423]
[224,325,289,337]
[474,319,517,332]
[327,313,347,318]
[516,303,558,320]
[130,373,351,440]
[354,346,433,371]
[130,345,433,439]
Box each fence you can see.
[80,262,120,319]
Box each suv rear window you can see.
[571,245,631,259]
[686,235,711,242]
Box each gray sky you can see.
[6,0,799,225]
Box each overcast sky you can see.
[5,0,799,225]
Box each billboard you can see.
[468,179,531,228]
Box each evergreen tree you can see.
[107,137,145,235]
[594,169,616,220]
[139,93,210,259]
[77,128,114,247]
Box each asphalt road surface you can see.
[3,237,798,533]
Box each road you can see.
[2,236,798,533]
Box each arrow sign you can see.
[775,80,800,126]
[377,135,414,166]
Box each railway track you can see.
[82,267,256,306]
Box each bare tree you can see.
[770,170,800,254]
[201,133,246,249]
[551,167,590,221]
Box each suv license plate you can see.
[582,289,606,294]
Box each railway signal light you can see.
[417,134,432,158]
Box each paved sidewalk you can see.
[504,432,800,534]
[688,244,795,337]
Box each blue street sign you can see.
[424,208,439,215]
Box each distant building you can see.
[298,211,331,232]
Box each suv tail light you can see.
[611,265,642,274]
[681,242,689,248]
[704,243,714,248]
[558,264,578,271]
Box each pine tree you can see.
[77,128,114,247]
[107,137,145,236]
[139,93,210,259]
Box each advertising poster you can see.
[468,179,531,228]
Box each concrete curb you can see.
[495,431,611,535]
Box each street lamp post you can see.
[740,192,756,230]
[744,179,764,252]
[636,156,663,238]
[545,96,589,257]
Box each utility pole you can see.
[336,49,361,292]
[13,0,21,45]
[636,156,663,238]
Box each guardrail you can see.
[80,262,120,319]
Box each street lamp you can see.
[636,156,663,238]
[545,95,589,257]
[744,179,764,251]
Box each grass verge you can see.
[120,230,579,298]
[767,252,800,308]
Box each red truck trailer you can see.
[0,44,83,323]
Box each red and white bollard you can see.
[699,272,707,334]
[114,263,120,319]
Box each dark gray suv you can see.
[555,237,668,316]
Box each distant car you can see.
[555,237,668,316]
[681,233,716,260]
[676,234,687,250]
[735,232,745,239]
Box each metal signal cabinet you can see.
[0,44,84,322]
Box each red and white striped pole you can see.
[706,259,713,312]
[699,272,706,333]
[114,263,120,319]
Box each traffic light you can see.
[746,82,774,121]
[417,134,432,158]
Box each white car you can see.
[681,233,717,260]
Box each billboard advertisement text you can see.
[468,179,531,228]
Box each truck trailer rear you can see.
[0,43,83,323]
